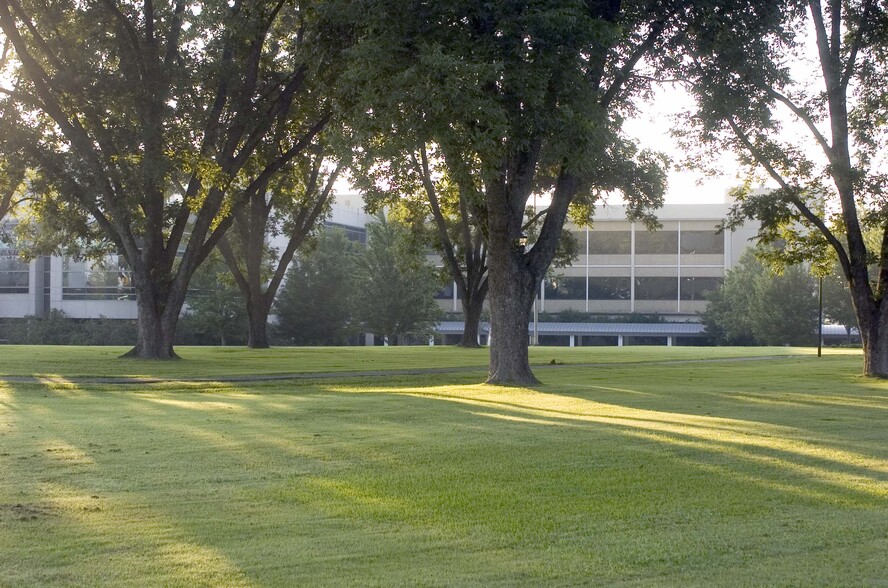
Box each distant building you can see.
[436,201,759,322]
[0,193,374,320]
[1,193,771,347]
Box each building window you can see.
[680,230,724,254]
[326,222,367,245]
[0,249,29,294]
[680,277,723,300]
[587,276,631,300]
[435,281,454,300]
[544,277,586,300]
[63,255,136,300]
[635,230,678,255]
[588,231,631,255]
[635,276,678,300]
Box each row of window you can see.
[437,276,723,302]
[579,230,724,256]
[544,276,723,301]
[0,250,30,293]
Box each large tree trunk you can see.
[247,303,271,349]
[459,293,485,348]
[858,305,888,377]
[122,285,181,359]
[486,240,539,385]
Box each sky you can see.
[623,86,741,205]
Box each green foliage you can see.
[822,267,859,333]
[181,251,247,346]
[273,229,360,346]
[0,310,137,345]
[703,249,818,346]
[354,215,442,342]
[0,1,344,355]
[673,1,888,370]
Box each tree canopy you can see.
[676,0,888,375]
[354,215,442,344]
[273,228,359,346]
[0,0,341,357]
[334,0,696,383]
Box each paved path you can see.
[0,355,807,386]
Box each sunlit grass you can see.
[0,350,885,585]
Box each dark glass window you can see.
[544,277,586,300]
[63,255,135,300]
[0,249,29,293]
[635,230,678,254]
[680,277,723,300]
[680,230,724,254]
[587,276,631,300]
[588,231,631,255]
[435,281,455,300]
[635,277,678,300]
[326,222,367,245]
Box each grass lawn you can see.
[0,343,844,379]
[0,346,885,585]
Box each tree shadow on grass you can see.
[1,367,886,585]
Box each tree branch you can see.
[98,0,146,78]
[766,87,832,157]
[723,113,852,280]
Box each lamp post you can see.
[818,275,823,357]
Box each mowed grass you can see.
[0,343,844,379]
[0,347,886,586]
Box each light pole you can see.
[818,275,823,357]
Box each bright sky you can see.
[624,85,741,205]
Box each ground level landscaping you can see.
[0,347,885,585]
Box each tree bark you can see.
[121,282,181,359]
[860,325,888,377]
[459,293,485,347]
[487,258,538,385]
[853,292,888,376]
[247,303,271,349]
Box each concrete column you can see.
[618,335,624,347]
[569,335,575,347]
[667,336,673,347]
[364,333,375,346]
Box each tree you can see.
[676,0,888,375]
[702,249,818,346]
[0,37,24,223]
[336,0,699,383]
[354,215,441,345]
[181,250,247,346]
[272,228,358,346]
[352,143,490,347]
[0,1,336,358]
[218,143,342,349]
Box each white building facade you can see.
[437,201,758,321]
[0,193,375,320]
[1,195,755,324]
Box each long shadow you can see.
[2,367,887,585]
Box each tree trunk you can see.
[859,307,888,377]
[486,242,539,385]
[122,288,180,359]
[247,303,271,349]
[459,294,485,347]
